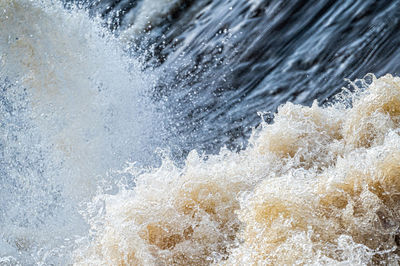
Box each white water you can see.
[0,0,161,264]
[3,1,400,265]
[77,74,400,265]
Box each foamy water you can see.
[75,74,400,265]
[0,0,160,196]
[2,0,400,265]
[1,0,161,264]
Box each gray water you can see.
[73,0,400,156]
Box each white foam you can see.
[0,0,160,263]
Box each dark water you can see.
[69,0,400,156]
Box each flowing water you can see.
[2,0,400,265]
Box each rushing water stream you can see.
[2,0,400,264]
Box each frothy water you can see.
[1,0,161,263]
[74,74,400,265]
[2,0,400,265]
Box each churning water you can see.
[2,0,400,265]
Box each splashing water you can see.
[0,0,161,264]
[3,0,400,265]
[76,74,400,265]
[120,0,187,38]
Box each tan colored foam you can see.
[76,75,400,265]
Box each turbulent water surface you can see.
[2,0,400,265]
